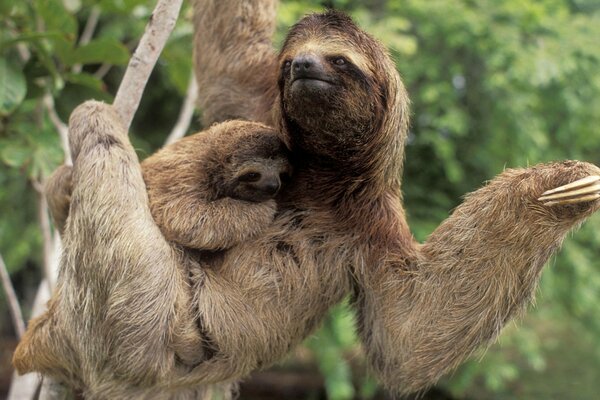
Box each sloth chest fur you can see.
[195,209,355,367]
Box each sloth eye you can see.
[333,57,347,66]
[283,60,292,69]
[238,172,261,182]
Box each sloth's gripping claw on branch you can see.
[539,175,600,206]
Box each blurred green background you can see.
[2,0,600,399]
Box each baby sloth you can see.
[46,120,290,251]
[142,120,291,250]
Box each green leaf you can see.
[64,72,104,91]
[67,38,130,66]
[29,41,65,91]
[1,142,30,168]
[0,32,64,52]
[0,58,27,116]
[36,0,77,40]
[162,35,193,94]
[99,0,148,14]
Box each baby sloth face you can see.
[230,156,292,202]
[218,130,292,203]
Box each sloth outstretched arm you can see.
[193,0,278,126]
[354,162,600,394]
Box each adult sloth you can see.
[14,2,600,398]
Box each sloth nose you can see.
[261,177,281,195]
[291,54,330,84]
[292,54,318,73]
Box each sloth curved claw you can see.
[538,175,600,206]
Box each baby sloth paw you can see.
[538,175,600,206]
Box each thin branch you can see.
[164,73,198,145]
[113,0,184,130]
[8,371,41,400]
[0,253,26,338]
[7,280,51,400]
[94,62,112,79]
[43,93,72,166]
[37,189,57,291]
[79,6,101,47]
[72,6,101,74]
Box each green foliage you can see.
[307,303,356,400]
[0,0,194,294]
[0,57,27,115]
[2,0,600,398]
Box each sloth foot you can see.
[538,175,600,206]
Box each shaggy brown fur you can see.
[143,120,290,250]
[193,0,279,126]
[44,120,290,250]
[14,1,600,398]
[44,164,72,235]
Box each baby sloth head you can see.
[227,152,291,203]
[214,124,292,203]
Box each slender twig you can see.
[36,188,57,291]
[72,6,101,74]
[7,372,41,400]
[94,62,112,79]
[164,73,198,145]
[7,279,51,400]
[43,93,72,166]
[0,253,26,338]
[79,7,101,46]
[114,0,184,129]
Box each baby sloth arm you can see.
[142,120,290,251]
[45,164,72,235]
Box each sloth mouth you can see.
[291,69,335,85]
[292,76,334,84]
[291,77,335,94]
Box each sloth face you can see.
[278,11,389,160]
[221,132,292,203]
[228,157,292,202]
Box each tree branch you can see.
[38,189,53,283]
[164,73,198,145]
[93,62,112,79]
[113,0,184,130]
[72,6,101,74]
[7,280,51,400]
[43,93,72,166]
[0,253,25,339]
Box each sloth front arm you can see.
[193,0,278,126]
[13,102,204,391]
[353,162,600,394]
